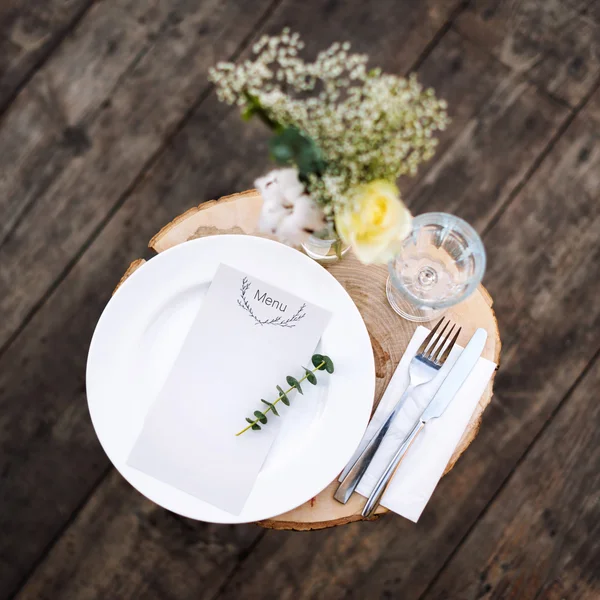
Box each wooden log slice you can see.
[116,190,500,530]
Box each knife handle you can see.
[362,419,425,518]
[334,384,415,504]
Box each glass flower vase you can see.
[301,235,350,263]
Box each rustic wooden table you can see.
[3,1,599,598]
[116,189,501,530]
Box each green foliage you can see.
[312,353,334,373]
[235,355,335,435]
[286,375,303,395]
[261,399,279,416]
[210,30,449,213]
[254,410,268,424]
[241,92,283,132]
[277,385,290,406]
[269,126,326,182]
[304,368,317,385]
[312,354,324,369]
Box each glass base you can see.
[386,276,446,323]
[301,235,350,263]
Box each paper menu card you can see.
[127,264,331,515]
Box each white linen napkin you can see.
[341,326,497,522]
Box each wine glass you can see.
[386,212,486,322]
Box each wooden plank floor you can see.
[1,1,599,598]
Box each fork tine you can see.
[430,324,455,364]
[416,318,444,357]
[423,320,450,360]
[437,327,462,365]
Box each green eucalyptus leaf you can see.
[238,353,335,434]
[322,355,335,373]
[304,367,317,385]
[286,375,303,395]
[312,354,325,370]
[261,399,280,416]
[277,385,290,406]
[254,410,268,424]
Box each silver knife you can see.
[361,328,488,518]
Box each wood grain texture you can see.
[0,0,183,242]
[0,0,277,351]
[0,91,267,600]
[112,258,146,295]
[145,189,500,529]
[454,0,600,106]
[149,190,263,252]
[586,83,600,125]
[566,0,600,23]
[257,0,461,72]
[0,133,277,597]
[0,0,463,353]
[0,2,280,595]
[14,471,263,600]
[423,357,600,600]
[350,77,600,600]
[211,77,600,600]
[0,0,92,112]
[2,0,598,597]
[0,1,473,596]
[405,29,568,229]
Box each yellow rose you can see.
[335,180,412,264]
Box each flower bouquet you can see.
[209,30,449,264]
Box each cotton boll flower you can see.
[255,168,327,245]
[289,193,328,235]
[258,199,291,234]
[273,168,305,200]
[276,194,328,244]
[255,170,283,206]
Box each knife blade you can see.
[420,327,488,422]
[361,327,488,518]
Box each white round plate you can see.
[87,235,375,523]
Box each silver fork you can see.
[334,318,460,504]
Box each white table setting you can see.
[86,29,500,529]
[87,232,498,526]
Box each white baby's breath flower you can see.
[255,168,327,245]
[210,30,449,217]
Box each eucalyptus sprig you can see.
[235,354,334,436]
